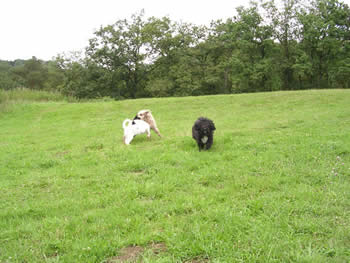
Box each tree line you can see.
[1,0,349,99]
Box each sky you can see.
[1,0,349,61]
[0,0,250,61]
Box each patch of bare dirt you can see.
[129,169,145,175]
[184,256,209,263]
[149,242,167,254]
[55,151,70,157]
[107,245,144,263]
[106,242,167,262]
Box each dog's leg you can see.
[154,127,162,137]
[149,123,162,137]
[147,128,151,139]
[198,142,203,151]
[206,135,214,150]
[124,135,131,145]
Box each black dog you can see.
[192,117,216,151]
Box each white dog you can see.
[123,119,151,145]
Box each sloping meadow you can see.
[1,90,349,262]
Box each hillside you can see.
[1,90,349,262]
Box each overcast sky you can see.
[1,0,349,61]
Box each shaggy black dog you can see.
[192,117,216,151]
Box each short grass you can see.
[0,90,349,262]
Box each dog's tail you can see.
[123,119,132,129]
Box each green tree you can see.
[0,61,18,90]
[216,3,277,93]
[197,20,236,95]
[11,57,48,90]
[86,11,178,99]
[147,21,206,96]
[43,60,65,91]
[55,53,89,98]
[263,0,301,90]
[298,0,350,89]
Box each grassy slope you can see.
[0,90,349,262]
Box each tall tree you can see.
[141,20,207,97]
[298,0,350,89]
[263,0,301,90]
[222,3,277,92]
[86,11,181,98]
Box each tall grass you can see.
[0,88,75,112]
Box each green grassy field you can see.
[1,90,349,262]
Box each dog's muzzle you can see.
[201,136,208,143]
